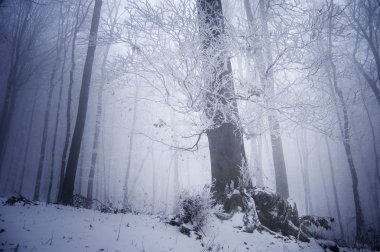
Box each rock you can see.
[214,212,233,220]
[300,215,333,237]
[317,239,339,252]
[179,224,193,237]
[224,193,244,213]
[251,187,309,242]
[241,190,260,233]
[4,194,37,206]
[168,217,181,227]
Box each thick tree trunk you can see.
[198,0,247,203]
[59,0,102,205]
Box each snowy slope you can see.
[0,200,371,252]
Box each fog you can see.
[0,0,379,244]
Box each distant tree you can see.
[88,0,121,202]
[325,0,365,240]
[0,0,50,174]
[348,0,380,108]
[244,0,289,198]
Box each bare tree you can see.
[349,0,380,108]
[57,0,94,201]
[0,0,51,174]
[197,0,247,202]
[326,0,364,239]
[244,0,289,198]
[87,0,121,201]
[60,0,103,205]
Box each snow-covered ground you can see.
[0,199,373,252]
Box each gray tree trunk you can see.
[326,1,364,239]
[123,84,140,208]
[198,0,247,203]
[48,5,71,203]
[34,28,63,201]
[0,1,33,173]
[57,1,82,201]
[60,0,103,205]
[250,136,263,187]
[295,129,313,214]
[244,0,288,198]
[325,137,345,238]
[87,0,119,200]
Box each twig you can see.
[116,214,124,241]
[136,131,204,152]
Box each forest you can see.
[0,0,379,251]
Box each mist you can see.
[0,0,379,248]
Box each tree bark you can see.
[59,0,103,205]
[197,0,247,203]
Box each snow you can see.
[0,199,374,252]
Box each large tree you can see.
[197,0,247,203]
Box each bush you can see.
[177,185,216,231]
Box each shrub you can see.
[177,185,216,231]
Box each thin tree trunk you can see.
[57,1,82,201]
[60,0,103,205]
[251,136,263,187]
[123,84,140,208]
[360,88,380,230]
[295,130,312,214]
[77,149,85,195]
[244,0,288,198]
[327,1,364,239]
[33,35,62,201]
[49,5,71,203]
[151,145,156,213]
[0,1,32,172]
[129,148,151,204]
[316,135,332,218]
[19,88,39,194]
[325,137,345,238]
[87,1,119,200]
